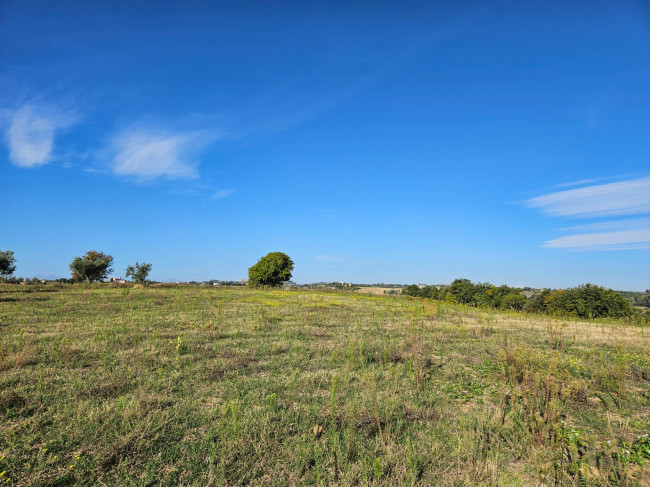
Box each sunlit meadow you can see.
[1,284,649,486]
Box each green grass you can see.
[1,284,649,486]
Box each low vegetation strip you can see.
[0,285,649,485]
[402,279,649,324]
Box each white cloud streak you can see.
[528,178,650,251]
[4,104,75,168]
[210,189,234,200]
[554,178,601,189]
[544,229,650,251]
[527,177,650,218]
[561,217,650,233]
[112,130,216,180]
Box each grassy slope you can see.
[0,285,649,486]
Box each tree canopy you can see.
[125,262,152,285]
[543,284,631,319]
[248,252,294,287]
[402,278,637,320]
[0,250,17,278]
[69,250,114,283]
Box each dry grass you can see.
[353,287,400,296]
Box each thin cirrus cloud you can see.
[210,189,234,200]
[560,217,650,233]
[527,177,650,218]
[527,177,650,251]
[111,129,218,180]
[4,104,76,168]
[543,229,650,251]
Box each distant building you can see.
[110,277,126,284]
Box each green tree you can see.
[545,284,631,319]
[401,284,421,297]
[0,250,17,278]
[426,286,441,299]
[448,278,477,304]
[639,294,650,308]
[500,293,527,311]
[248,252,294,287]
[525,289,551,313]
[125,262,152,286]
[69,250,114,283]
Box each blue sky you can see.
[1,1,649,290]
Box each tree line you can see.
[0,249,295,288]
[0,249,152,286]
[2,247,648,324]
[402,278,649,323]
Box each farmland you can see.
[1,285,649,486]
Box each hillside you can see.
[1,285,649,485]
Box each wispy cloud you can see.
[527,177,650,218]
[111,129,217,180]
[554,178,601,189]
[561,217,650,233]
[210,189,234,200]
[527,177,650,251]
[544,229,650,251]
[4,104,75,168]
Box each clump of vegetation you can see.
[248,252,294,287]
[618,289,650,308]
[402,279,526,310]
[403,278,643,321]
[529,284,632,318]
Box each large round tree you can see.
[248,252,294,287]
[69,250,114,283]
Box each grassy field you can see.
[1,285,649,486]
